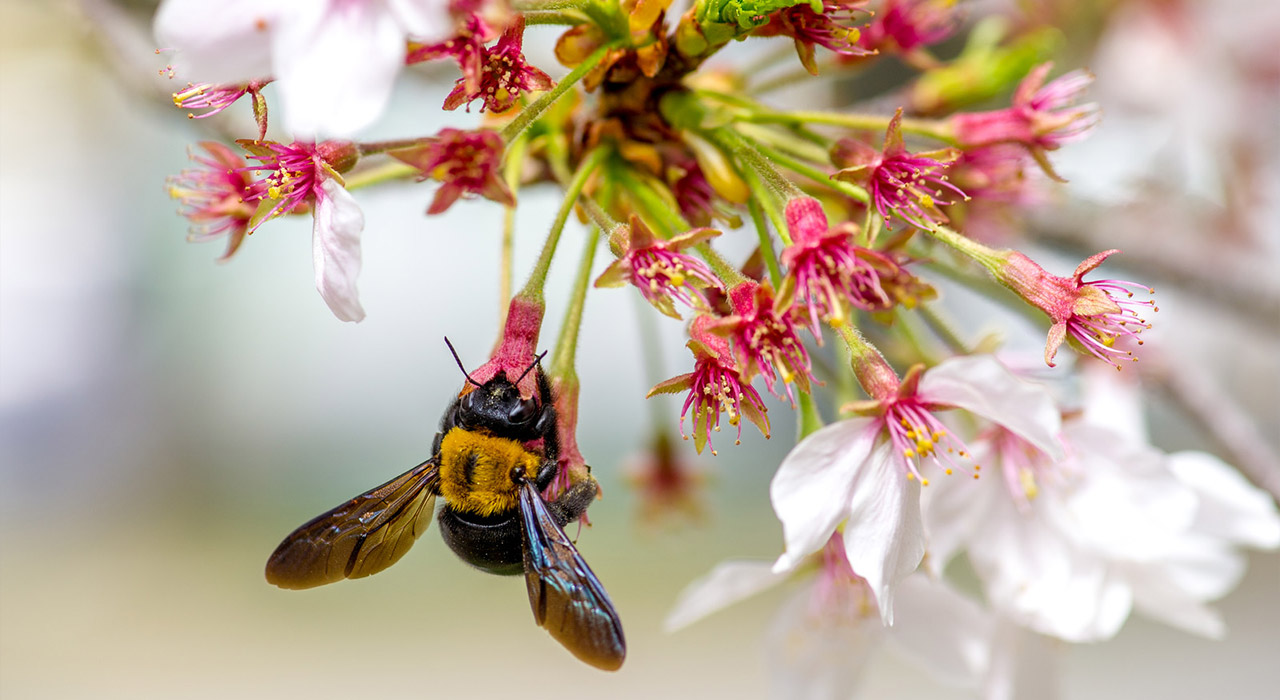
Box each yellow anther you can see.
[1019,469,1039,501]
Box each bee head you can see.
[446,338,548,439]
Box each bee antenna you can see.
[514,351,548,385]
[444,337,482,387]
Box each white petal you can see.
[765,582,880,700]
[1079,361,1148,443]
[1126,546,1235,639]
[387,0,453,42]
[664,561,788,632]
[982,618,1063,700]
[921,455,998,576]
[272,2,406,137]
[969,487,1133,642]
[770,418,878,573]
[154,0,277,84]
[1168,451,1280,549]
[312,179,366,322]
[920,355,1064,461]
[1057,423,1197,561]
[842,441,925,624]
[886,575,991,687]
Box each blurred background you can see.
[1,0,1277,698]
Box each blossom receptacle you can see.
[406,11,502,96]
[594,216,723,319]
[993,249,1155,368]
[648,316,770,456]
[753,0,874,75]
[237,139,365,321]
[546,373,597,519]
[832,108,965,228]
[780,197,931,336]
[469,295,547,400]
[948,63,1099,179]
[239,139,359,229]
[391,128,515,214]
[624,429,708,526]
[167,141,256,260]
[443,16,552,113]
[856,0,958,55]
[171,79,270,138]
[705,281,815,404]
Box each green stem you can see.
[747,198,784,288]
[919,248,1047,330]
[518,147,607,302]
[498,134,530,328]
[610,165,686,236]
[522,9,587,25]
[500,41,622,144]
[744,167,792,248]
[736,122,832,166]
[511,0,590,10]
[695,242,749,288]
[633,294,669,428]
[860,208,880,248]
[797,392,825,440]
[744,110,952,143]
[747,63,841,96]
[708,126,803,204]
[342,162,418,190]
[750,139,870,205]
[610,162,748,288]
[921,224,1008,271]
[917,303,971,356]
[583,197,621,234]
[356,137,433,156]
[549,226,601,381]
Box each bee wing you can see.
[518,481,626,671]
[266,459,439,590]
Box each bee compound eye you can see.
[509,397,537,423]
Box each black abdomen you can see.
[437,506,523,576]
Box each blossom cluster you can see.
[155,0,1278,695]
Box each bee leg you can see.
[545,473,599,528]
[533,368,560,465]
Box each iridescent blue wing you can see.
[266,458,439,589]
[518,481,626,671]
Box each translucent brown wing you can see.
[266,459,439,590]
[518,481,626,671]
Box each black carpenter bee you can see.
[264,342,626,671]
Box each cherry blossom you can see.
[155,0,453,136]
[770,354,1063,622]
[667,537,991,697]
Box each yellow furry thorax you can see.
[436,427,543,517]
